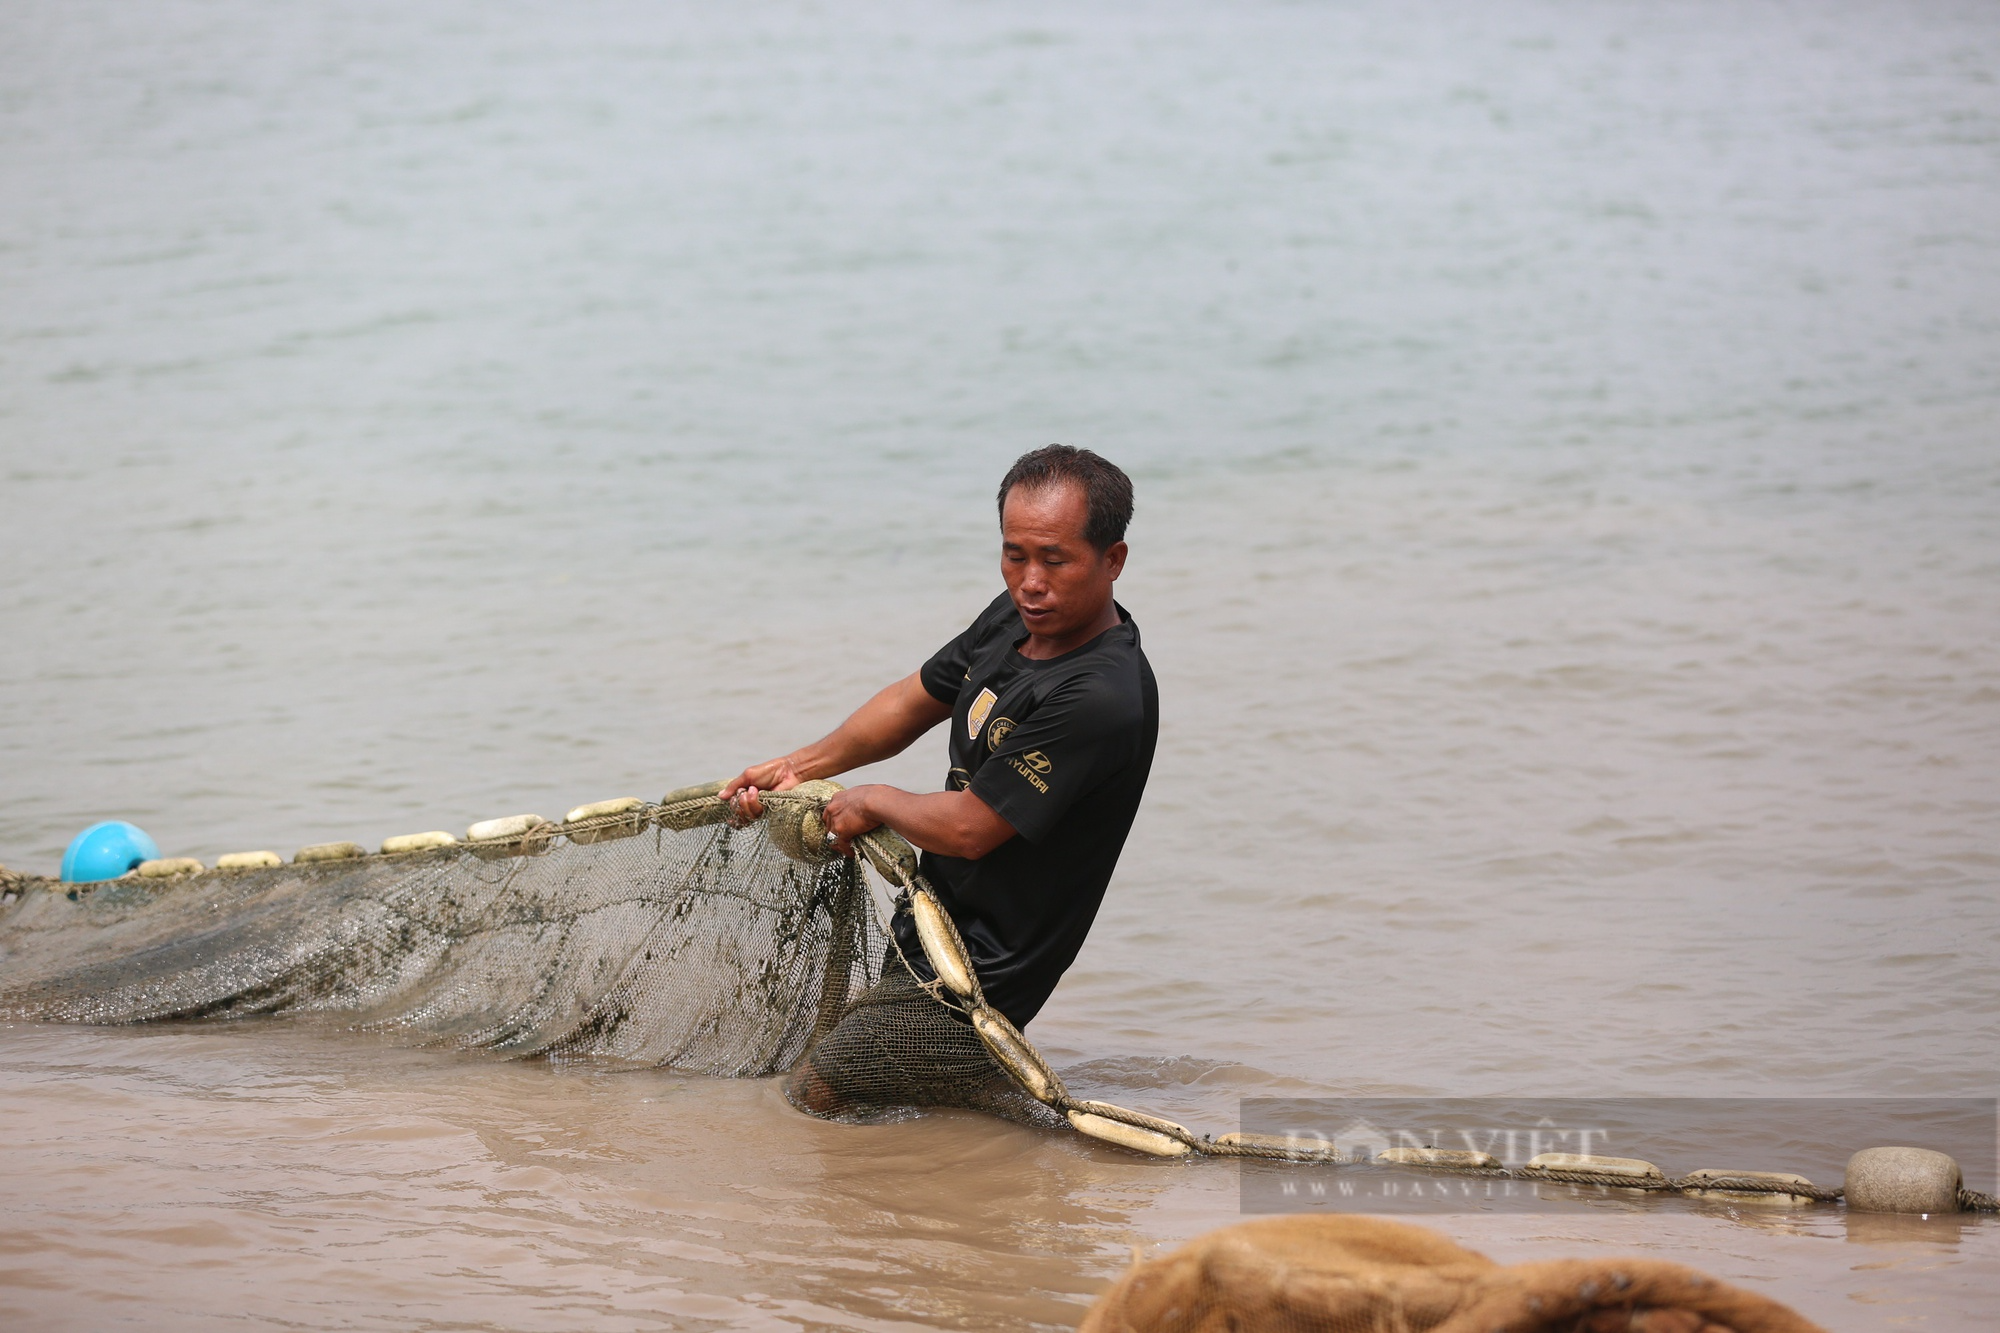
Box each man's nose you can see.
[1020,562,1050,592]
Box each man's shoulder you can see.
[969,589,1020,635]
[936,590,1015,653]
[1039,628,1155,721]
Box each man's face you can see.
[1000,482,1127,642]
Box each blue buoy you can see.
[60,821,161,884]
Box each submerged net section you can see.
[785,954,1062,1128]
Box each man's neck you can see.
[1018,599,1122,661]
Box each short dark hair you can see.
[996,445,1134,551]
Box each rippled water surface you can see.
[3,0,1998,1327]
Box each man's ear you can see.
[1103,541,1129,580]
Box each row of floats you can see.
[120,798,653,881]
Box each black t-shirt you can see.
[891,590,1159,1028]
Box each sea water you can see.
[2,0,1996,1327]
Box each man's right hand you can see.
[720,758,808,825]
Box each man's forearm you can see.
[781,673,951,781]
[841,786,1015,861]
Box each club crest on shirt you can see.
[966,687,998,741]
[986,716,1016,751]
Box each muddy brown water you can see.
[3,0,1997,1327]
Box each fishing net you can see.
[1079,1215,1827,1333]
[0,790,883,1078]
[2,781,1995,1215]
[0,781,1089,1135]
[0,784,1081,1134]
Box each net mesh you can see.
[0,791,1059,1129]
[0,806,885,1079]
[785,953,1062,1128]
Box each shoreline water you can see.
[1,1021,1993,1330]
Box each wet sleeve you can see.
[919,593,1013,704]
[967,672,1136,843]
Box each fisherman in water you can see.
[723,445,1158,1119]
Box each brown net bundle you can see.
[1079,1216,1826,1333]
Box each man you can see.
[722,445,1158,1120]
